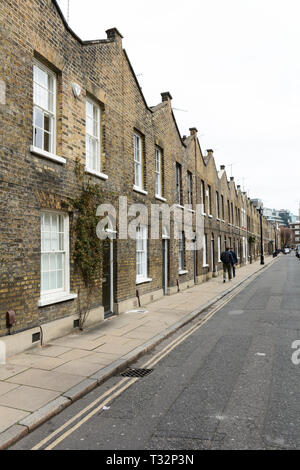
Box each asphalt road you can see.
[11,253,300,450]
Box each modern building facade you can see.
[0,0,279,355]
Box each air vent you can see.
[121,368,153,378]
[74,319,80,328]
[32,332,41,343]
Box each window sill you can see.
[201,212,207,217]
[85,167,108,181]
[136,277,152,285]
[221,220,225,223]
[155,195,167,202]
[38,292,78,307]
[178,270,188,275]
[202,264,209,268]
[30,146,66,164]
[208,215,213,219]
[216,218,221,221]
[176,204,185,210]
[187,208,195,213]
[133,186,148,196]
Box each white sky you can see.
[57,0,300,214]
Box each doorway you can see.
[211,236,215,274]
[102,239,114,317]
[162,238,169,295]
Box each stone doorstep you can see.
[0,257,278,450]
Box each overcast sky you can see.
[57,0,300,215]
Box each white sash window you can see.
[134,133,143,189]
[86,98,101,173]
[33,62,56,153]
[155,148,162,197]
[136,225,148,282]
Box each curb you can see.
[0,257,278,449]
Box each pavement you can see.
[0,255,278,449]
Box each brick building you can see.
[0,0,278,355]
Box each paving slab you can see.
[53,359,105,378]
[0,405,29,433]
[0,386,60,412]
[0,364,30,381]
[6,369,84,392]
[8,353,68,370]
[28,345,71,357]
[56,348,93,362]
[83,352,119,365]
[0,382,20,397]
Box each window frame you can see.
[201,180,206,214]
[40,211,72,305]
[136,225,148,283]
[86,96,101,174]
[179,231,185,271]
[207,185,212,215]
[203,234,208,267]
[176,163,182,206]
[33,60,57,155]
[216,191,220,218]
[187,171,193,206]
[134,132,143,190]
[218,236,221,262]
[155,147,163,197]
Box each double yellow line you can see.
[32,267,266,450]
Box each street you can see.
[11,253,300,450]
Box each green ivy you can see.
[72,183,102,287]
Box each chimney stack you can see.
[189,127,198,136]
[106,28,123,43]
[161,92,173,103]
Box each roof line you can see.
[52,0,112,45]
[122,49,152,113]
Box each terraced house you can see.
[0,0,278,356]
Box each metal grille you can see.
[121,368,153,378]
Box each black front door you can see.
[102,240,112,316]
[162,239,168,295]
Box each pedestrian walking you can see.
[220,247,234,283]
[229,246,238,278]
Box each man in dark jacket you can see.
[220,247,234,283]
[229,247,238,278]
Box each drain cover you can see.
[121,368,153,378]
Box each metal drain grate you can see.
[121,368,153,378]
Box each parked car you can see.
[284,248,290,254]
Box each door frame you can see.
[162,231,169,295]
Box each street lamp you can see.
[259,206,264,265]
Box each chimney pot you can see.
[207,149,214,154]
[230,177,234,181]
[220,165,225,170]
[161,92,173,102]
[189,127,198,136]
[106,28,123,41]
